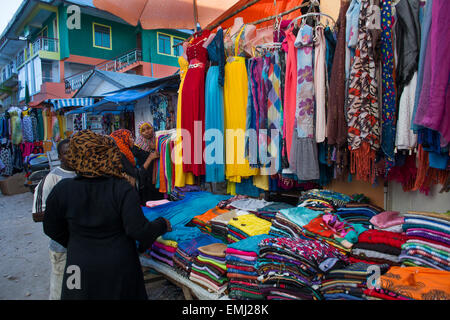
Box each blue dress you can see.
[205,29,225,182]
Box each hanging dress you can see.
[223,25,258,184]
[180,30,211,176]
[205,29,225,183]
[175,56,195,187]
[289,24,320,181]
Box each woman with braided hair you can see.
[43,130,171,300]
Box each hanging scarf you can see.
[347,0,380,184]
[381,0,397,174]
[67,130,124,179]
[134,121,155,153]
[110,129,136,166]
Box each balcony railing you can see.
[32,37,59,54]
[64,69,94,93]
[64,49,143,93]
[96,49,142,72]
[1,62,17,84]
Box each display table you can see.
[140,256,230,300]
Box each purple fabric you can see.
[413,0,450,144]
[407,229,450,246]
[150,251,174,266]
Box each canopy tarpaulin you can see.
[205,0,308,30]
[50,98,95,111]
[66,85,164,115]
[92,0,241,29]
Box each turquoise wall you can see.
[67,12,138,60]
[142,29,189,67]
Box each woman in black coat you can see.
[43,130,171,300]
[110,128,164,205]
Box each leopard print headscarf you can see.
[67,130,124,178]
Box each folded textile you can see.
[357,230,409,249]
[146,199,171,207]
[227,214,272,243]
[370,211,404,229]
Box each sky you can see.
[0,0,24,36]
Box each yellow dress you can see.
[224,26,259,186]
[175,56,194,187]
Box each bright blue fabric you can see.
[227,234,273,254]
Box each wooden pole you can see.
[193,0,199,31]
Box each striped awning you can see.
[50,98,95,110]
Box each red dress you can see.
[181,30,211,176]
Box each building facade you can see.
[0,0,190,110]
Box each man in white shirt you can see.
[32,139,76,300]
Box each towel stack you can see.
[173,234,221,277]
[148,236,178,267]
[190,243,228,293]
[225,235,273,300]
[350,229,409,266]
[370,211,405,233]
[400,211,450,270]
[256,237,347,300]
[320,262,390,300]
[227,214,272,243]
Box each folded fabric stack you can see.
[228,198,273,213]
[217,195,249,209]
[335,204,382,227]
[399,211,450,270]
[227,214,272,243]
[173,233,221,277]
[298,189,353,209]
[209,210,249,242]
[269,206,321,239]
[190,243,228,293]
[320,262,390,300]
[256,237,347,300]
[190,206,230,234]
[363,266,450,300]
[350,229,409,266]
[370,211,405,233]
[147,236,178,267]
[302,213,368,253]
[256,202,294,222]
[225,234,273,300]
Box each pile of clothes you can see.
[173,233,220,278]
[399,211,450,270]
[227,214,272,243]
[370,211,405,233]
[190,206,229,235]
[147,236,178,267]
[335,203,382,227]
[209,210,248,242]
[225,235,272,300]
[256,237,347,300]
[320,262,390,300]
[350,229,409,266]
[363,266,450,300]
[269,206,320,239]
[255,202,294,222]
[189,243,228,293]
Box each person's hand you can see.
[148,151,159,161]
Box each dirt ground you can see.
[0,191,184,300]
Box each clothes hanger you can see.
[289,12,336,30]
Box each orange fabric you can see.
[93,0,240,29]
[207,0,306,31]
[378,267,450,300]
[193,206,230,224]
[159,152,167,193]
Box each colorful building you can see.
[0,0,190,110]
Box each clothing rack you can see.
[287,12,336,29]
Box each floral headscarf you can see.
[110,129,136,166]
[134,121,155,153]
[66,130,124,178]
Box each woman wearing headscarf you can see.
[43,130,171,300]
[110,128,162,205]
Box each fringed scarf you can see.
[134,121,155,153]
[110,129,136,167]
[347,0,380,184]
